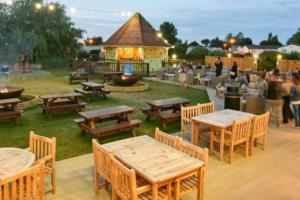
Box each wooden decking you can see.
[46,124,300,200]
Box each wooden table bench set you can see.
[69,71,89,84]
[0,98,23,124]
[141,97,190,129]
[101,72,123,83]
[74,81,111,99]
[74,105,142,138]
[40,92,86,119]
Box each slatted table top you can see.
[0,98,21,105]
[102,135,204,184]
[192,109,255,128]
[40,92,82,100]
[81,82,104,88]
[0,148,35,179]
[147,97,190,108]
[79,105,133,120]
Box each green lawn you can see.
[0,67,209,160]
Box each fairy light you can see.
[70,7,76,13]
[48,4,55,11]
[5,0,13,6]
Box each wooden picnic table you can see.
[0,98,22,123]
[69,71,89,84]
[40,92,85,119]
[74,81,110,99]
[143,97,190,129]
[102,72,123,83]
[192,109,255,161]
[102,135,204,200]
[75,105,141,138]
[0,148,35,179]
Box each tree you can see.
[172,40,188,59]
[209,37,224,48]
[186,46,208,60]
[287,28,300,45]
[188,41,200,46]
[239,37,252,46]
[257,51,278,71]
[159,22,178,45]
[201,39,210,47]
[84,36,103,46]
[0,0,84,62]
[260,32,282,46]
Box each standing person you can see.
[266,75,283,128]
[257,73,268,97]
[215,57,223,77]
[178,63,188,90]
[273,67,280,76]
[281,80,294,124]
[290,75,300,128]
[230,61,238,80]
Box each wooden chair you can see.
[181,102,215,140]
[174,139,208,200]
[28,131,56,194]
[0,161,45,200]
[210,118,252,163]
[250,112,270,155]
[110,156,168,200]
[155,127,179,148]
[92,139,113,194]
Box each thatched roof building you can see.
[103,12,170,71]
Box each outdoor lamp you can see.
[230,38,235,44]
[35,2,42,10]
[253,54,258,59]
[172,54,177,59]
[157,32,163,38]
[277,54,282,60]
[227,53,232,58]
[48,4,55,11]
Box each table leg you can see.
[89,120,96,129]
[152,184,158,200]
[197,168,204,200]
[220,128,225,161]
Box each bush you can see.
[244,53,254,58]
[207,50,227,57]
[283,51,300,60]
[76,51,89,59]
[257,51,278,71]
[186,47,208,60]
[232,53,244,58]
[39,57,69,68]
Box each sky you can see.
[4,0,300,44]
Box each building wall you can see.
[142,47,167,71]
[105,47,116,60]
[278,45,300,54]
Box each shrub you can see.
[257,51,278,71]
[244,53,254,58]
[283,51,300,60]
[186,47,208,60]
[207,50,227,57]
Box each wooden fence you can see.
[205,56,300,72]
[69,59,150,77]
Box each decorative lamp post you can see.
[277,54,282,66]
[253,54,258,71]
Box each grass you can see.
[0,67,209,160]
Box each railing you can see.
[69,59,150,77]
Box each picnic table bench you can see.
[142,97,190,129]
[102,72,123,83]
[74,105,142,138]
[69,71,89,84]
[40,93,85,119]
[74,82,111,99]
[0,98,23,124]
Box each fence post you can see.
[117,60,120,72]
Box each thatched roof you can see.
[103,13,170,47]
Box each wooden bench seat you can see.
[74,88,94,96]
[0,110,23,124]
[42,103,86,119]
[74,119,142,138]
[69,73,88,84]
[101,88,111,94]
[159,112,180,129]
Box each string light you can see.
[157,32,162,38]
[172,54,177,59]
[121,11,126,16]
[227,53,232,58]
[127,12,132,16]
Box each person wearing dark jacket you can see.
[266,75,283,128]
[215,57,223,77]
[290,76,300,128]
[230,61,238,80]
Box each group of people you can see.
[258,71,300,128]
